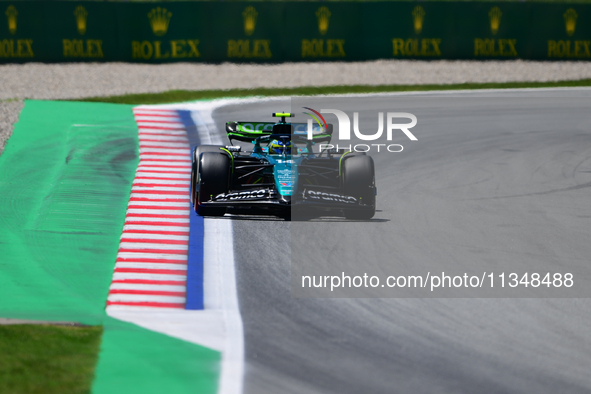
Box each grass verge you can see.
[76,79,591,105]
[0,325,103,394]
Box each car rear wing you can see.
[226,122,333,143]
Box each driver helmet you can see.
[268,139,292,154]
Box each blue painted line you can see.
[178,109,205,310]
[186,211,205,310]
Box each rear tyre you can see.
[342,155,376,220]
[197,152,230,217]
[191,145,224,207]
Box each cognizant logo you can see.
[303,107,417,153]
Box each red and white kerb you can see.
[106,108,191,309]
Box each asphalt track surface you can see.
[212,90,591,394]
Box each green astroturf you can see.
[0,100,138,324]
[0,100,221,394]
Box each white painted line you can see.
[139,148,191,154]
[205,218,244,394]
[135,115,182,121]
[127,200,190,206]
[120,234,189,241]
[129,191,190,196]
[118,242,187,251]
[115,262,188,271]
[128,193,188,199]
[131,187,189,192]
[136,161,191,166]
[135,116,183,122]
[117,252,189,260]
[125,215,189,221]
[137,161,191,166]
[138,154,191,160]
[140,137,190,143]
[138,128,187,134]
[112,272,187,281]
[107,309,227,350]
[133,109,178,113]
[135,172,191,179]
[136,166,191,171]
[132,180,190,186]
[123,225,190,232]
[140,141,190,147]
[107,294,186,303]
[126,208,189,215]
[137,159,190,164]
[107,305,190,312]
[140,136,189,141]
[109,283,186,292]
[136,122,185,129]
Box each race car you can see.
[190,112,376,220]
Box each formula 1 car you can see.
[190,113,376,220]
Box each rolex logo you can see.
[488,7,502,35]
[5,5,17,35]
[148,7,172,37]
[74,6,88,35]
[243,6,257,36]
[412,6,425,34]
[564,8,577,36]
[316,6,331,35]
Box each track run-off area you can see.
[0,89,591,393]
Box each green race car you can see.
[190,113,376,220]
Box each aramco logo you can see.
[74,6,88,35]
[564,8,577,36]
[316,6,331,35]
[243,6,258,36]
[5,5,17,35]
[148,7,172,37]
[488,7,502,35]
[412,6,425,34]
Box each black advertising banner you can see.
[365,2,459,60]
[45,2,118,62]
[1,1,591,63]
[116,3,210,63]
[282,2,364,62]
[455,3,531,59]
[528,4,591,59]
[0,2,42,62]
[207,3,284,62]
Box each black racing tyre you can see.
[191,145,224,206]
[197,152,231,217]
[342,155,376,220]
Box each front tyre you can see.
[191,145,224,206]
[342,155,376,220]
[197,152,231,217]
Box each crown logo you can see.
[412,6,425,34]
[242,6,258,36]
[316,6,331,35]
[74,6,88,35]
[564,8,577,36]
[488,7,502,35]
[148,7,172,37]
[5,5,17,35]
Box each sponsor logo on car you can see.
[214,189,275,201]
[304,190,357,204]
